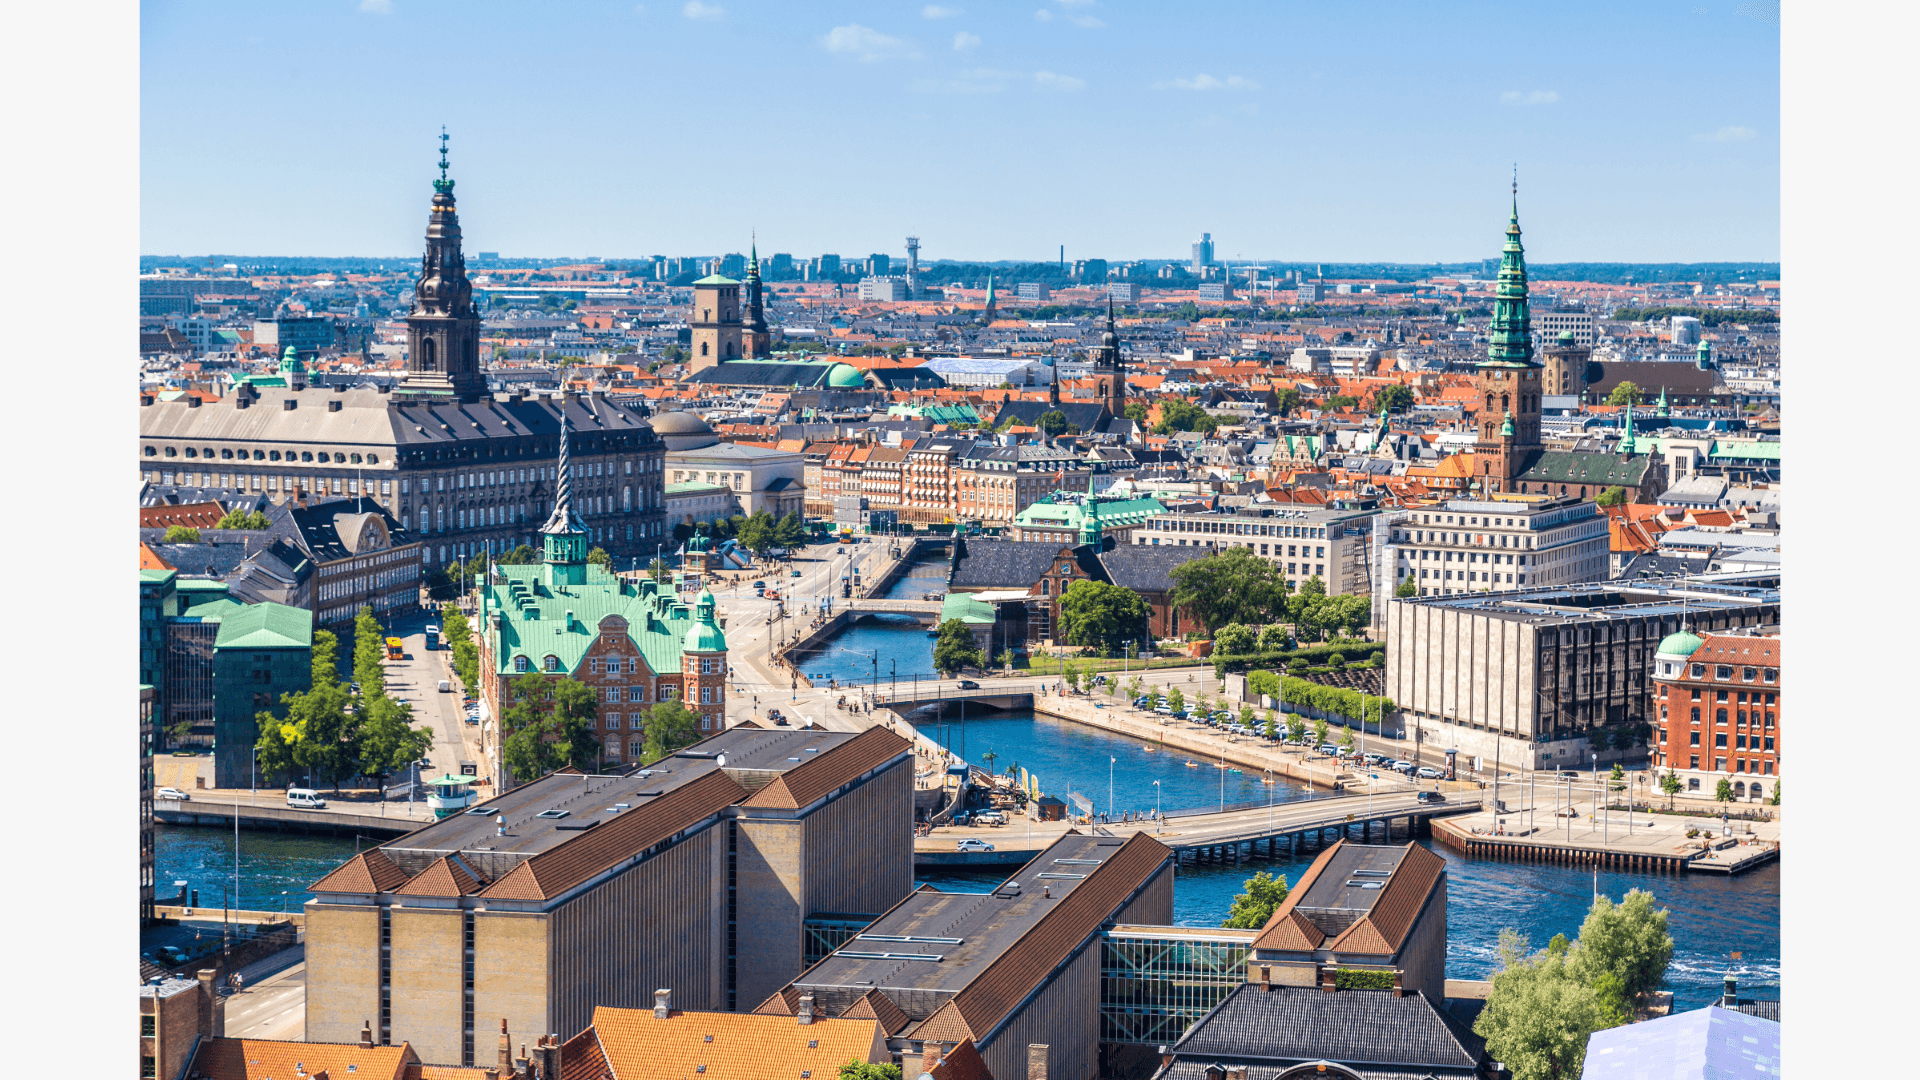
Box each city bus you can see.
[424,624,440,650]
[385,636,404,660]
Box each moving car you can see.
[954,838,995,852]
[956,679,980,690]
[1416,790,1448,803]
[286,788,329,810]
[1415,766,1443,780]
[768,709,787,725]
[155,787,189,801]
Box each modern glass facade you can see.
[1100,929,1254,1045]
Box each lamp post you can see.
[1108,757,1115,820]
[1153,779,1162,834]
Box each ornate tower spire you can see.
[1472,176,1544,495]
[742,234,770,358]
[400,127,486,402]
[542,401,590,582]
[1094,297,1125,419]
[1483,175,1535,370]
[982,275,997,324]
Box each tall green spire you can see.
[1657,386,1669,416]
[1079,489,1102,547]
[1482,177,1535,369]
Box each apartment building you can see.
[1650,627,1779,803]
[1129,506,1379,597]
[953,443,1089,530]
[901,437,971,525]
[1383,495,1608,599]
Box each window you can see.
[142,1015,155,1037]
[1689,731,1699,746]
[1715,733,1727,748]
[544,656,559,672]
[1716,665,1732,679]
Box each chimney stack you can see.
[654,988,672,1019]
[531,1034,563,1079]
[1026,1043,1050,1080]
[360,1020,375,1049]
[499,1018,514,1073]
[797,994,815,1025]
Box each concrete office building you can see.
[859,277,909,302]
[772,832,1176,1080]
[1382,574,1780,770]
[303,725,915,1066]
[1130,506,1379,598]
[1530,310,1595,348]
[1191,233,1214,273]
[1383,495,1608,599]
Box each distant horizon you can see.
[139,255,1783,274]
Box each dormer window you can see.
[544,655,560,672]
[514,656,530,673]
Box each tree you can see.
[1057,579,1151,651]
[1607,381,1643,407]
[837,1060,903,1080]
[1371,383,1416,413]
[279,681,355,789]
[162,525,202,543]
[640,697,703,764]
[310,629,341,688]
[1246,669,1279,699]
[352,606,386,698]
[1123,400,1150,423]
[549,677,603,769]
[502,543,541,565]
[1567,889,1674,1010]
[649,557,671,582]
[1062,662,1082,694]
[933,619,986,675]
[355,692,434,783]
[1221,870,1289,929]
[1659,770,1682,810]
[1714,777,1734,803]
[1211,623,1257,655]
[1263,711,1279,740]
[501,674,562,782]
[1311,716,1328,746]
[1594,486,1628,508]
[1273,386,1304,417]
[1166,687,1185,715]
[1239,705,1256,727]
[587,547,612,571]
[1169,548,1287,632]
[1286,712,1306,741]
[1474,934,1615,1080]
[1151,398,1219,435]
[1036,410,1072,437]
[1323,394,1360,411]
[214,508,271,529]
[1396,576,1419,598]
[1256,623,1291,651]
[774,512,810,550]
[1768,779,1780,806]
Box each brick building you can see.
[476,414,731,780]
[1650,626,1779,803]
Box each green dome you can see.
[1557,330,1576,345]
[1655,630,1704,659]
[683,621,728,653]
[827,362,866,388]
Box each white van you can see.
[438,680,452,693]
[286,788,328,810]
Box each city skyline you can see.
[141,1,1779,262]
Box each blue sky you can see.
[141,1,1779,262]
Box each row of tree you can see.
[1170,550,1372,643]
[497,672,705,780]
[252,608,435,789]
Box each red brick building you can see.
[1650,628,1779,803]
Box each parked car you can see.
[1391,760,1416,774]
[1133,696,1154,709]
[956,679,980,690]
[971,810,1006,826]
[1415,766,1443,780]
[155,787,189,801]
[955,838,995,853]
[768,709,787,725]
[1317,744,1340,756]
[1154,703,1173,715]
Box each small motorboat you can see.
[1215,763,1231,770]
[1260,776,1276,785]
[1142,745,1155,752]
[1185,760,1200,768]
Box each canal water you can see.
[164,618,1778,1011]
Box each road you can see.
[223,957,307,1042]
[381,610,484,781]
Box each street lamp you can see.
[1108,756,1115,820]
[1153,779,1162,834]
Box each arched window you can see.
[544,655,560,672]
[144,446,156,457]
[422,338,437,371]
[514,656,530,673]
[700,341,709,356]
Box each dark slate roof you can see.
[1097,544,1206,594]
[1154,984,1486,1078]
[948,539,1068,590]
[869,366,948,389]
[1515,449,1657,487]
[996,399,1113,433]
[1585,361,1717,395]
[1615,552,1701,579]
[286,499,415,564]
[684,362,841,388]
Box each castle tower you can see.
[1540,328,1591,400]
[1092,298,1126,420]
[690,271,743,373]
[681,588,729,734]
[400,129,486,403]
[1472,183,1544,494]
[541,403,591,590]
[741,240,771,359]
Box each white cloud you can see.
[1500,89,1559,105]
[1069,15,1104,28]
[1697,125,1756,142]
[357,0,391,12]
[682,1,724,21]
[922,4,962,18]
[1152,73,1259,91]
[953,31,981,52]
[1033,70,1085,91]
[821,24,917,62]
[1034,9,1053,22]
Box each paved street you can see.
[380,609,485,780]
[222,954,307,1042]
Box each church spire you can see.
[1481,173,1535,370]
[400,128,484,402]
[542,401,591,584]
[742,234,769,357]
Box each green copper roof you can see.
[827,362,866,388]
[1656,629,1705,659]
[683,587,728,653]
[1480,193,1537,369]
[278,345,306,375]
[484,568,712,679]
[1500,410,1515,437]
[940,591,997,626]
[212,602,313,650]
[693,273,740,286]
[1013,495,1166,532]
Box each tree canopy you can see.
[933,619,986,675]
[1595,486,1628,507]
[1056,579,1151,651]
[214,508,271,529]
[1210,623,1257,656]
[1371,383,1416,413]
[1151,398,1220,435]
[1036,410,1076,437]
[1169,548,1288,632]
[640,697,703,764]
[1607,381,1643,407]
[1222,870,1289,929]
[161,525,202,543]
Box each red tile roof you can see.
[394,855,484,898]
[310,850,412,894]
[140,501,229,529]
[585,1005,886,1080]
[186,1037,415,1080]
